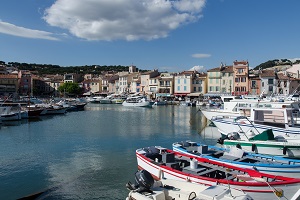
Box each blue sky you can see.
[0,0,299,72]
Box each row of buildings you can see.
[0,60,299,100]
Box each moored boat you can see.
[218,129,300,158]
[0,106,21,121]
[126,169,252,200]
[122,95,152,107]
[173,141,300,177]
[136,146,300,200]
[211,107,300,142]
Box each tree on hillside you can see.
[253,60,278,70]
[58,82,82,97]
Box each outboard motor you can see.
[126,170,154,193]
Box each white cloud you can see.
[43,0,206,41]
[191,53,211,58]
[189,65,206,72]
[0,20,59,40]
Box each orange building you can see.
[233,60,249,95]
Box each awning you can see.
[203,93,222,97]
[203,93,231,97]
[187,92,202,97]
[156,93,172,97]
[174,93,188,96]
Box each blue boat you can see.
[172,141,300,177]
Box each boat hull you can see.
[122,101,151,107]
[172,143,300,177]
[223,140,300,158]
[212,117,300,142]
[201,109,240,120]
[136,149,300,200]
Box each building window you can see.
[216,86,219,91]
[269,86,273,92]
[223,80,225,85]
[262,82,264,87]
[199,87,202,92]
[177,79,180,84]
[235,78,240,82]
[251,81,256,88]
[184,86,187,91]
[268,79,274,85]
[177,86,180,91]
[184,79,187,84]
[241,77,246,82]
[209,86,213,92]
[194,87,196,92]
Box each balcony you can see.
[235,71,247,76]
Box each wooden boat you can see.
[173,141,300,177]
[20,106,45,118]
[218,129,300,158]
[126,169,252,200]
[136,146,300,200]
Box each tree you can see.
[58,82,82,97]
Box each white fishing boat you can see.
[201,95,295,120]
[211,107,300,142]
[122,95,152,107]
[99,95,113,104]
[0,105,21,121]
[173,141,300,177]
[126,169,252,200]
[218,129,300,158]
[136,146,300,199]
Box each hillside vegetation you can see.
[253,59,300,70]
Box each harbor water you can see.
[0,104,219,200]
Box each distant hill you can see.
[253,59,300,70]
[0,61,149,75]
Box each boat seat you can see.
[197,168,216,176]
[219,154,240,161]
[166,162,181,170]
[212,151,224,158]
[182,166,207,175]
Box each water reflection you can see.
[0,104,216,199]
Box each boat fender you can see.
[236,144,241,149]
[251,144,256,152]
[283,146,287,155]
